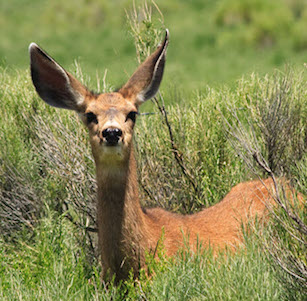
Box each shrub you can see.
[224,68,307,300]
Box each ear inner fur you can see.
[29,43,88,112]
[119,29,169,104]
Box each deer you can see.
[29,30,287,282]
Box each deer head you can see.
[29,30,169,166]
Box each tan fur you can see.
[28,32,302,284]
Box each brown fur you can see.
[28,31,302,283]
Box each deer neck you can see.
[96,146,141,212]
[95,146,148,278]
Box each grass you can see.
[0,0,306,92]
[0,214,104,300]
[0,63,306,299]
[0,214,284,300]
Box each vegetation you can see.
[1,0,306,91]
[0,215,284,300]
[0,0,306,299]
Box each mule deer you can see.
[29,30,279,282]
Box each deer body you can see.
[97,142,274,279]
[29,30,276,282]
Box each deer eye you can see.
[126,111,138,123]
[85,112,98,124]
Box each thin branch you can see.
[152,93,199,195]
[253,152,307,236]
[63,201,98,233]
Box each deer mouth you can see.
[106,141,119,147]
[100,138,124,148]
[99,140,125,154]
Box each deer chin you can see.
[92,142,130,166]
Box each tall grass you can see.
[223,68,307,299]
[0,213,284,300]
[0,63,306,299]
[0,214,108,300]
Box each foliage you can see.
[0,214,111,300]
[225,69,307,177]
[224,69,307,300]
[265,189,307,300]
[0,0,306,92]
[126,1,165,63]
[0,68,96,251]
[0,213,284,300]
[215,0,307,49]
[0,63,306,299]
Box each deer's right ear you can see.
[29,43,88,112]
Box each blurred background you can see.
[1,0,306,93]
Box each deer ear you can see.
[29,43,88,112]
[119,29,169,105]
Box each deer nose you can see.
[102,128,123,145]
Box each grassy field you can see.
[1,0,306,92]
[0,214,284,300]
[0,0,306,299]
[0,65,306,299]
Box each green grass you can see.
[0,0,306,92]
[0,214,104,300]
[0,63,306,299]
[0,214,283,300]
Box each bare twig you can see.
[153,93,199,196]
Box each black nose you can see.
[102,128,123,145]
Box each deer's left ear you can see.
[119,29,169,105]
